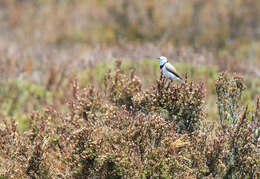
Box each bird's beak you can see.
[156,57,160,60]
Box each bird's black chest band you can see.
[160,62,168,69]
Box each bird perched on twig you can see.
[157,56,183,82]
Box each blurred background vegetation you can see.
[0,0,259,129]
[1,0,260,51]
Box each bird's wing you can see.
[165,62,182,80]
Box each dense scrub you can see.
[1,61,259,178]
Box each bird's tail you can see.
[178,78,184,83]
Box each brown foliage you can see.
[0,62,259,178]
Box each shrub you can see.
[133,74,206,133]
[0,62,259,178]
[190,73,260,178]
[105,60,142,109]
[216,73,246,126]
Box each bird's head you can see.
[157,56,168,66]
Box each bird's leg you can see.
[166,80,171,90]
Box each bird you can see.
[157,56,183,82]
